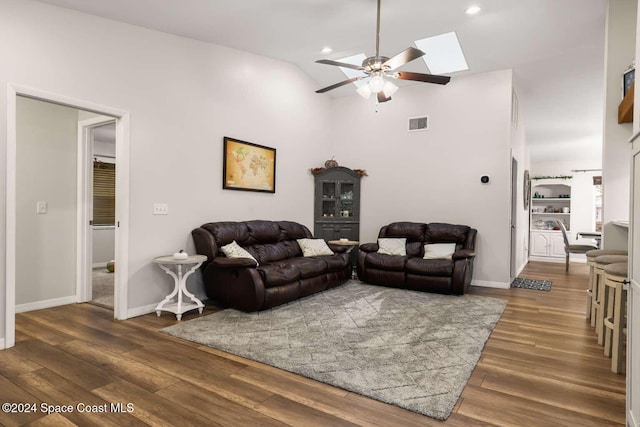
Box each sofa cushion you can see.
[246,220,281,245]
[220,240,259,265]
[365,253,407,271]
[319,253,350,272]
[286,257,329,279]
[251,243,292,264]
[405,258,454,277]
[423,243,456,260]
[297,238,334,256]
[257,262,301,287]
[202,222,250,246]
[377,238,407,256]
[383,222,427,242]
[425,223,470,244]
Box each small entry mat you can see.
[511,277,552,291]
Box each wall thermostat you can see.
[480,175,490,184]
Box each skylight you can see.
[414,32,469,75]
[337,53,368,87]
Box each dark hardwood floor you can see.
[0,261,626,426]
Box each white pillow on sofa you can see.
[221,240,259,265]
[423,243,456,260]
[297,238,334,256]
[377,238,407,256]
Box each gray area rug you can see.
[511,277,552,291]
[162,281,506,420]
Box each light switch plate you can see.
[36,201,47,214]
[153,203,168,215]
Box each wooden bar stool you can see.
[603,262,628,373]
[594,254,628,345]
[589,250,628,325]
[586,249,627,323]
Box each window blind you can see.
[93,161,115,226]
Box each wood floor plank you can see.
[0,347,43,378]
[256,394,361,427]
[10,340,116,391]
[10,368,145,427]
[93,379,215,426]
[0,376,44,426]
[23,413,78,427]
[56,339,181,393]
[155,380,288,427]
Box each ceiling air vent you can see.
[408,116,429,132]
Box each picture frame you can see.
[223,137,276,193]
[624,67,635,97]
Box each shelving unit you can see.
[529,180,572,261]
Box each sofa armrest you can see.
[452,249,475,260]
[359,242,379,253]
[327,243,348,253]
[212,257,258,269]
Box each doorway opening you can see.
[5,84,130,349]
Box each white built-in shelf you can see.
[532,213,570,215]
[532,198,571,201]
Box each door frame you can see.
[5,84,130,349]
[77,117,117,303]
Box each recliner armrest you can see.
[452,249,475,260]
[327,244,348,253]
[212,257,258,269]
[359,243,379,253]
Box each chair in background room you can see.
[558,221,598,272]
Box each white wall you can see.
[509,88,530,277]
[327,70,514,287]
[602,0,636,225]
[93,227,115,266]
[15,97,78,307]
[0,0,332,330]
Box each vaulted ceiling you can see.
[36,0,608,165]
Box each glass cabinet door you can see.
[339,182,354,218]
[321,181,337,217]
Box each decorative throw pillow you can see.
[377,238,407,256]
[220,240,258,265]
[297,238,334,257]
[423,243,457,260]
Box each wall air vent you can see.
[408,116,429,132]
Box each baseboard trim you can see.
[127,303,158,319]
[529,256,564,263]
[471,280,510,289]
[16,295,77,313]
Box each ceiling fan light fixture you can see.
[356,84,372,99]
[368,73,386,93]
[382,80,398,97]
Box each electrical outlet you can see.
[153,203,168,215]
[36,201,47,214]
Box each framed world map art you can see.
[223,137,276,193]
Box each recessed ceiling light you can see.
[466,6,481,15]
[321,47,333,54]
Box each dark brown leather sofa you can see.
[192,220,351,311]
[357,222,477,295]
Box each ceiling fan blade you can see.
[377,92,392,103]
[315,59,364,71]
[394,71,451,85]
[316,77,364,93]
[382,47,425,70]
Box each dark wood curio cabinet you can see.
[313,166,361,242]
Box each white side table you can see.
[153,254,207,320]
[328,240,359,278]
